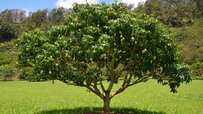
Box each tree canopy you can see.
[18,3,191,114]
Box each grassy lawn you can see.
[0,80,202,114]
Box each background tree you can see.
[0,8,68,80]
[0,9,19,42]
[29,9,49,28]
[18,3,191,114]
[0,24,17,42]
[0,9,14,24]
[175,19,203,64]
[135,0,203,79]
[136,0,198,27]
[194,0,203,16]
[174,19,203,79]
[0,40,19,80]
[48,7,67,25]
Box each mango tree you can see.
[18,3,191,114]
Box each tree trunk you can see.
[103,95,111,114]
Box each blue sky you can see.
[0,0,112,11]
[0,0,54,11]
[0,0,146,11]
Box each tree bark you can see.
[103,94,111,114]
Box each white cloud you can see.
[56,0,99,9]
[119,0,146,7]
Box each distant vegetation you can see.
[0,41,18,80]
[174,19,203,79]
[0,0,202,80]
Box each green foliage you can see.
[22,8,67,32]
[195,0,203,16]
[0,24,18,42]
[191,62,203,79]
[0,8,68,41]
[136,0,199,27]
[19,67,39,81]
[49,8,67,25]
[0,40,19,80]
[17,30,49,81]
[0,9,13,24]
[0,64,18,80]
[29,9,49,28]
[0,53,12,66]
[18,3,191,113]
[18,29,47,67]
[19,3,191,93]
[175,18,203,64]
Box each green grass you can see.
[0,80,203,114]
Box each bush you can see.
[0,24,18,42]
[19,67,34,81]
[0,64,18,80]
[191,62,203,80]
[19,67,48,82]
[0,56,12,66]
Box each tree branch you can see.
[100,80,106,93]
[106,51,116,93]
[111,75,150,98]
[84,84,105,100]
[110,74,131,98]
[127,76,149,87]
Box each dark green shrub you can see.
[0,56,12,66]
[191,62,203,80]
[19,67,48,82]
[0,24,18,42]
[19,67,37,81]
[0,64,18,80]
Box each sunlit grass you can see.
[0,80,202,114]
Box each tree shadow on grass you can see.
[36,107,166,114]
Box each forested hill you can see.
[0,0,202,80]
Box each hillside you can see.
[0,40,19,80]
[175,18,203,64]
